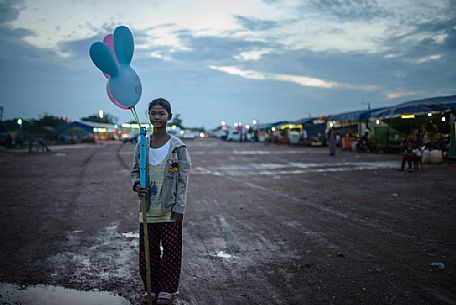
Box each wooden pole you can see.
[139,127,153,305]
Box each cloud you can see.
[433,31,448,44]
[233,48,272,61]
[148,51,172,61]
[208,65,379,91]
[234,15,278,31]
[172,32,274,65]
[379,10,455,66]
[399,31,448,46]
[308,0,388,22]
[385,90,417,99]
[7,0,456,58]
[384,53,402,59]
[139,25,192,54]
[409,54,443,64]
[0,0,24,23]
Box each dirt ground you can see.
[0,138,455,305]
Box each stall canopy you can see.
[293,117,326,125]
[328,108,384,122]
[258,121,288,130]
[55,121,115,133]
[292,117,326,138]
[370,95,456,119]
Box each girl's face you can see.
[149,105,171,128]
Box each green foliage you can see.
[169,114,183,128]
[167,113,205,132]
[80,113,118,124]
[190,127,206,133]
[0,115,66,133]
[34,115,67,127]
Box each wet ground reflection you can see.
[193,161,398,176]
[0,283,131,305]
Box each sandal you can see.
[156,292,173,305]
[142,292,156,303]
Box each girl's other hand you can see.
[172,212,183,224]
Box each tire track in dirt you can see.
[116,143,131,170]
[71,149,97,200]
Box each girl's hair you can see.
[148,98,172,115]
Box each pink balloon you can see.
[106,83,130,110]
[102,34,119,79]
[102,34,128,109]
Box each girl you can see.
[130,98,191,304]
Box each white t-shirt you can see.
[149,139,171,165]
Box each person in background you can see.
[28,136,35,153]
[265,129,273,145]
[328,129,336,156]
[14,134,24,149]
[5,133,12,148]
[336,130,341,146]
[37,137,50,152]
[302,129,308,146]
[411,143,423,171]
[363,127,370,152]
[399,140,413,172]
[364,126,370,139]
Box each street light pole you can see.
[17,118,23,136]
[361,102,371,129]
[252,119,258,142]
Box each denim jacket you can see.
[130,135,191,214]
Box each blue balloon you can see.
[109,65,142,107]
[89,25,142,108]
[89,42,119,77]
[114,26,134,65]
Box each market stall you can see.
[369,95,456,154]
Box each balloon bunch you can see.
[89,26,142,124]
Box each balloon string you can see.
[130,107,141,128]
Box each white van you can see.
[226,130,241,142]
[226,130,251,142]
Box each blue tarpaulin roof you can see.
[55,121,115,133]
[370,95,456,119]
[328,108,385,122]
[293,117,322,125]
[258,121,289,129]
[327,95,456,121]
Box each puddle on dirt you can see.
[215,251,233,259]
[54,152,67,157]
[47,223,138,286]
[121,232,165,253]
[0,282,131,305]
[121,232,139,238]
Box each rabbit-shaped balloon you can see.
[89,26,142,108]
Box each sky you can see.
[0,0,455,129]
